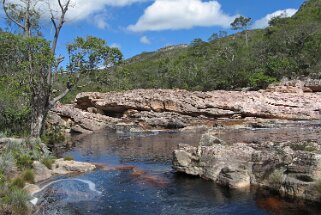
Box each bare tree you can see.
[2,0,72,138]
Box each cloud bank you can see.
[128,0,238,32]
[3,0,148,29]
[253,8,298,29]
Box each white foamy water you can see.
[30,178,101,205]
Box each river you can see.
[33,124,321,215]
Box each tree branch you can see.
[49,84,71,108]
[2,0,25,30]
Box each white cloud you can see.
[3,0,148,24]
[253,9,298,29]
[111,43,121,49]
[92,13,109,29]
[50,0,148,22]
[128,0,238,32]
[140,36,151,44]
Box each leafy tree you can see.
[1,0,123,138]
[208,33,219,42]
[231,16,252,46]
[67,36,123,74]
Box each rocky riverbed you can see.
[45,81,321,204]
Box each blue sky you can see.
[1,0,305,59]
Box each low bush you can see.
[11,177,25,189]
[41,157,55,170]
[268,170,284,188]
[4,187,30,215]
[0,151,16,175]
[315,180,321,195]
[41,129,65,146]
[15,154,33,170]
[22,169,34,183]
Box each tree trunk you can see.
[30,91,50,138]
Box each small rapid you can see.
[31,178,102,206]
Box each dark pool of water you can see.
[35,128,321,215]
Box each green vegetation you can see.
[61,0,320,95]
[22,169,35,184]
[10,178,25,189]
[316,180,321,195]
[268,170,284,188]
[290,141,320,153]
[0,139,50,214]
[2,187,30,215]
[41,157,55,170]
[64,156,74,161]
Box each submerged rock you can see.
[173,130,321,202]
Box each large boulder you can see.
[32,161,52,183]
[173,130,321,202]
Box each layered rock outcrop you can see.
[173,130,321,202]
[49,88,321,134]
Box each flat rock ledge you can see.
[173,130,321,202]
[48,87,321,134]
[32,159,96,183]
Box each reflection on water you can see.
[37,126,321,215]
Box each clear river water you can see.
[33,125,321,215]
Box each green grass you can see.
[4,187,30,215]
[22,169,34,183]
[290,142,319,153]
[268,170,284,188]
[41,157,54,169]
[63,156,74,161]
[11,177,25,189]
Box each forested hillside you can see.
[111,0,321,91]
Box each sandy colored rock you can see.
[32,161,52,183]
[173,130,321,202]
[24,183,40,195]
[48,88,321,134]
[52,159,96,175]
[75,89,321,120]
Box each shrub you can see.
[41,157,54,170]
[268,170,284,188]
[22,169,34,183]
[64,156,74,161]
[15,154,33,170]
[315,180,321,195]
[290,142,318,153]
[4,187,30,215]
[41,129,65,146]
[11,177,25,189]
[0,151,16,175]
